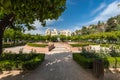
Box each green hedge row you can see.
[3,42,26,48]
[0,53,45,70]
[100,44,110,47]
[27,43,48,47]
[73,53,93,68]
[105,57,120,68]
[73,53,120,69]
[70,44,89,47]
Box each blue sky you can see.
[26,0,120,34]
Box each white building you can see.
[51,29,58,36]
[45,28,51,35]
[59,30,71,36]
[45,28,71,36]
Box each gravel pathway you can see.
[1,44,98,80]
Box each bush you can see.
[110,52,120,57]
[0,53,45,70]
[73,53,93,68]
[100,44,110,47]
[3,42,26,48]
[81,48,111,59]
[104,57,120,68]
[27,43,48,47]
[73,53,120,69]
[70,44,89,47]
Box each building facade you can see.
[45,28,71,36]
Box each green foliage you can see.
[74,15,120,36]
[73,53,93,68]
[22,54,45,70]
[100,44,110,47]
[0,53,45,70]
[78,31,120,43]
[73,48,120,69]
[4,29,60,42]
[0,0,66,55]
[109,47,120,57]
[0,0,66,26]
[70,44,89,47]
[73,53,120,69]
[51,36,58,42]
[3,42,26,48]
[59,35,67,42]
[27,43,48,47]
[104,57,120,68]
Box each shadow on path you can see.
[1,52,98,80]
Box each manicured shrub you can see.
[3,42,26,48]
[70,44,89,47]
[73,53,93,68]
[104,57,120,68]
[100,44,110,47]
[110,52,120,57]
[27,43,48,47]
[73,53,120,69]
[0,53,45,71]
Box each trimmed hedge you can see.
[0,53,45,70]
[70,44,89,47]
[105,57,120,68]
[3,42,26,48]
[73,53,93,68]
[27,43,48,47]
[73,53,120,69]
[100,44,110,47]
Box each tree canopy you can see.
[0,0,66,26]
[0,0,66,55]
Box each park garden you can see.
[0,0,66,75]
[0,0,120,80]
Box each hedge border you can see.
[73,53,120,69]
[0,53,45,71]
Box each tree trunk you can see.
[13,31,16,46]
[0,13,15,57]
[0,30,3,57]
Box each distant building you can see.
[51,29,58,36]
[45,28,71,36]
[45,28,51,35]
[59,30,71,36]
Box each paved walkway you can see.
[1,43,98,80]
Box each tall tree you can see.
[106,17,117,31]
[0,0,66,55]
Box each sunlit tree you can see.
[0,0,66,55]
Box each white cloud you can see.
[25,17,64,34]
[91,3,106,15]
[67,0,76,5]
[46,17,63,26]
[67,1,120,32]
[88,1,120,25]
